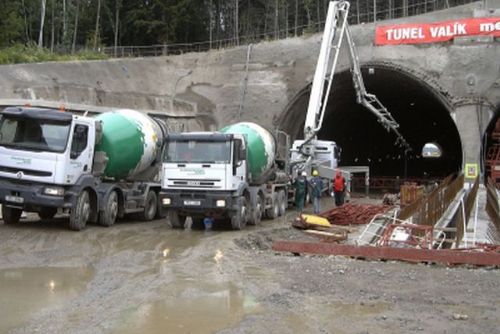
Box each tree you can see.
[38,0,46,47]
[0,1,24,47]
[71,0,80,53]
[93,0,101,50]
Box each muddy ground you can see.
[0,196,499,334]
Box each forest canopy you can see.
[0,0,474,62]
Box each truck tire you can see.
[69,190,90,231]
[265,193,279,220]
[168,211,185,228]
[248,195,262,226]
[140,191,157,221]
[38,207,57,220]
[231,196,248,230]
[99,191,118,227]
[155,198,166,219]
[278,190,287,216]
[2,206,22,225]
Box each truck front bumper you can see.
[0,179,72,210]
[159,190,235,215]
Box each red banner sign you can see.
[375,17,500,45]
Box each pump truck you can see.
[0,107,167,230]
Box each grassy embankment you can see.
[0,44,107,64]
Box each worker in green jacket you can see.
[294,171,308,212]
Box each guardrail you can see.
[397,174,463,227]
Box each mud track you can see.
[0,199,499,334]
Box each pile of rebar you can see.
[320,203,391,225]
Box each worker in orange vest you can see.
[334,169,346,206]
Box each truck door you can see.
[65,123,94,184]
[232,139,246,186]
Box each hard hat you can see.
[301,171,307,176]
[312,170,319,176]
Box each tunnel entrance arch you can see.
[280,64,463,181]
[483,106,500,186]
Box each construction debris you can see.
[292,214,349,243]
[378,223,434,249]
[272,241,500,266]
[319,203,392,225]
[300,214,331,228]
[382,193,399,205]
[303,230,348,243]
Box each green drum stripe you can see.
[95,112,145,180]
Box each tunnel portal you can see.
[282,65,463,180]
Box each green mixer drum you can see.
[220,122,276,183]
[95,109,163,180]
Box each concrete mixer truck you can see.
[159,122,290,230]
[0,106,167,230]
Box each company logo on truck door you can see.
[181,168,205,175]
[11,156,31,165]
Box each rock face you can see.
[0,3,498,172]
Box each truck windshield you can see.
[165,140,231,163]
[0,115,71,153]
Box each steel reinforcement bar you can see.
[272,241,500,266]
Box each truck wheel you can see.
[69,190,90,231]
[2,206,22,224]
[248,195,262,226]
[99,191,118,227]
[38,207,57,220]
[168,211,185,228]
[278,190,287,216]
[140,191,157,221]
[155,198,166,219]
[231,196,248,230]
[265,193,279,220]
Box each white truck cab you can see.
[160,132,249,228]
[0,107,98,215]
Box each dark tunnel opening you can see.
[484,107,500,186]
[282,65,463,181]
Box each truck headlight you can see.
[216,200,226,207]
[43,187,65,196]
[162,198,171,205]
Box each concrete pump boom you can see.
[302,1,412,153]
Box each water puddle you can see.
[0,266,94,332]
[113,283,262,334]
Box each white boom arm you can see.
[302,1,411,153]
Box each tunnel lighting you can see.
[422,142,442,158]
[163,248,170,258]
[49,280,56,291]
[216,200,226,207]
[162,198,171,205]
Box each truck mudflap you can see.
[159,190,235,214]
[0,178,73,210]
